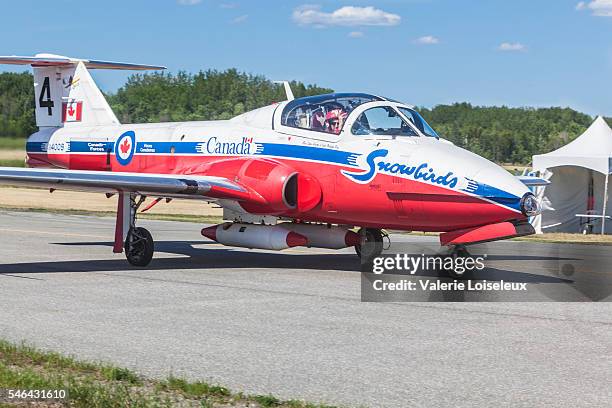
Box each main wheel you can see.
[124,227,154,267]
[355,228,384,263]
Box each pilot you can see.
[311,110,325,131]
[325,108,347,135]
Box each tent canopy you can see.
[533,116,612,175]
[532,116,612,234]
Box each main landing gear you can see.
[121,194,155,267]
[355,228,385,263]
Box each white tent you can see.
[532,116,612,234]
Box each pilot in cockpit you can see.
[324,108,347,135]
[311,109,326,131]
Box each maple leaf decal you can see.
[120,138,131,155]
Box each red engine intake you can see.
[237,159,321,214]
[186,158,322,215]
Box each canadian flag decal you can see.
[62,101,83,123]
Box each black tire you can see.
[124,227,154,267]
[452,245,471,258]
[448,245,471,279]
[355,228,384,263]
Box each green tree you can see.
[107,70,332,123]
[419,103,593,164]
[0,72,36,138]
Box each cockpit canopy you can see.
[281,93,382,134]
[280,92,438,138]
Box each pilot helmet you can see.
[325,109,347,134]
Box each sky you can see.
[1,0,612,116]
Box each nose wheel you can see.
[447,244,471,278]
[451,244,471,259]
[355,228,384,263]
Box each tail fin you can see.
[0,53,165,128]
[34,61,119,128]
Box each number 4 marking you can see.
[39,77,54,116]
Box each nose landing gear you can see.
[447,244,472,278]
[451,244,471,259]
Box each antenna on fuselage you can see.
[274,81,294,101]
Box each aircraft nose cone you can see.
[408,140,534,228]
[420,140,531,201]
[520,192,541,216]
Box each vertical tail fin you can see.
[0,53,165,129]
[33,62,120,128]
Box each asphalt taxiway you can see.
[0,211,610,407]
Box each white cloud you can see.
[220,3,238,8]
[177,0,201,5]
[292,5,401,27]
[414,35,439,45]
[498,42,527,52]
[576,0,612,16]
[348,31,365,38]
[231,14,248,24]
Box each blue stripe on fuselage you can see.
[463,181,522,212]
[26,142,48,153]
[28,139,362,167]
[257,143,360,167]
[26,138,520,211]
[71,141,113,153]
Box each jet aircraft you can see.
[0,54,543,274]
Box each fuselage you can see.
[25,96,531,232]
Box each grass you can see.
[513,232,612,245]
[157,376,230,399]
[399,230,612,246]
[0,137,27,167]
[501,164,529,174]
[0,206,224,224]
[0,339,342,408]
[0,137,26,150]
[0,159,25,167]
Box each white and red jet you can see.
[0,54,542,270]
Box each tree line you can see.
[418,103,596,164]
[0,72,36,138]
[107,70,332,123]
[0,70,607,165]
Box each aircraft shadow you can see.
[384,245,580,262]
[378,267,573,284]
[479,254,580,262]
[1,240,361,273]
[0,240,584,287]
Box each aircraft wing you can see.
[0,167,259,203]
